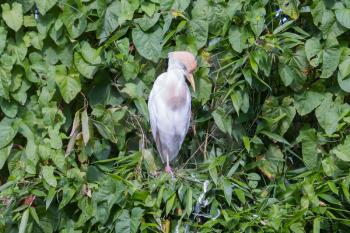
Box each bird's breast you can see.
[163,79,188,110]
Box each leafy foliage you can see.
[1,0,350,232]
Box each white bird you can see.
[148,51,197,173]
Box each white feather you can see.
[148,69,191,163]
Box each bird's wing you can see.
[148,72,191,163]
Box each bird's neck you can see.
[168,59,187,75]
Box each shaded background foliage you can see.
[1,0,350,232]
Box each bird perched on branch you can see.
[148,51,197,174]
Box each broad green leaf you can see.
[305,37,321,67]
[134,13,160,31]
[260,130,290,145]
[234,188,246,204]
[231,91,242,115]
[130,207,144,233]
[46,187,56,209]
[212,108,232,135]
[74,52,98,79]
[80,41,102,65]
[337,71,350,93]
[1,3,23,31]
[331,136,350,162]
[315,94,341,135]
[19,209,29,233]
[195,74,212,104]
[0,99,18,118]
[132,26,163,62]
[335,9,350,29]
[166,194,176,215]
[81,109,90,145]
[54,65,81,103]
[338,56,350,79]
[0,117,17,149]
[35,0,56,15]
[294,90,324,116]
[258,145,284,179]
[188,19,208,49]
[297,128,319,169]
[61,5,87,39]
[320,38,340,79]
[279,63,297,86]
[42,165,57,187]
[229,26,248,53]
[98,0,139,40]
[223,179,232,204]
[243,136,250,152]
[29,207,40,225]
[59,187,75,209]
[0,26,7,55]
[247,7,265,37]
[313,217,321,233]
[278,0,299,20]
[0,143,12,169]
[186,188,192,216]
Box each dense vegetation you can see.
[1,0,350,232]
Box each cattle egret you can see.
[148,51,197,174]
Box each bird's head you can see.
[168,51,197,91]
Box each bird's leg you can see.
[165,154,173,174]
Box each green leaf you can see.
[248,7,265,37]
[46,187,56,209]
[320,38,340,79]
[260,130,290,145]
[331,136,350,162]
[74,52,98,79]
[338,56,350,79]
[130,207,144,233]
[243,136,250,152]
[294,90,324,116]
[115,210,131,233]
[35,0,56,15]
[42,165,57,187]
[61,5,87,39]
[297,128,319,169]
[59,187,75,209]
[0,143,12,169]
[337,71,350,93]
[54,65,81,103]
[0,117,17,149]
[305,37,321,67]
[313,217,321,233]
[335,9,350,29]
[81,41,102,65]
[186,188,193,216]
[188,19,208,49]
[134,13,160,31]
[132,26,163,62]
[98,0,139,40]
[18,208,29,233]
[315,94,341,135]
[166,194,176,215]
[212,108,232,135]
[1,3,23,32]
[233,188,246,204]
[279,63,297,86]
[223,179,232,204]
[258,145,284,179]
[81,109,90,145]
[229,26,248,53]
[29,207,40,225]
[278,0,299,20]
[0,26,7,55]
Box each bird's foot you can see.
[165,165,173,174]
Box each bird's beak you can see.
[187,74,195,92]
